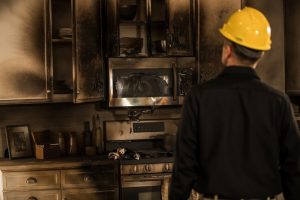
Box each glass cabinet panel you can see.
[51,0,104,103]
[150,0,167,56]
[119,0,148,57]
[51,0,73,96]
[167,0,193,56]
[106,0,194,57]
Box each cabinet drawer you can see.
[3,190,61,200]
[61,166,118,188]
[62,188,118,200]
[2,170,60,190]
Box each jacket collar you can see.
[218,66,260,80]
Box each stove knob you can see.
[144,164,152,172]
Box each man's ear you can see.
[224,44,232,59]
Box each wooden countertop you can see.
[0,156,118,171]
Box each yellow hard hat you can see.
[219,7,271,51]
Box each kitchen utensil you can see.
[120,37,143,55]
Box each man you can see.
[170,7,300,200]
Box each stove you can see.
[104,119,179,200]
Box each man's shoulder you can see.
[255,80,287,100]
[189,78,288,101]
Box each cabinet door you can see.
[0,0,50,103]
[61,165,118,188]
[62,188,118,200]
[3,190,61,200]
[74,0,105,103]
[167,0,194,56]
[149,0,167,57]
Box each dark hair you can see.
[231,42,264,65]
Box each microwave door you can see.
[116,74,168,98]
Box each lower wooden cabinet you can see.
[3,190,61,200]
[0,160,119,200]
[62,188,118,200]
[2,170,60,191]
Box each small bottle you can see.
[58,132,66,156]
[68,132,78,155]
[83,121,92,147]
[95,114,104,154]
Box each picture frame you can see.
[5,125,33,159]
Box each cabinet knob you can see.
[27,196,38,200]
[131,165,138,174]
[144,164,152,172]
[76,90,80,94]
[46,90,52,94]
[26,177,37,184]
[164,163,170,172]
[83,175,94,182]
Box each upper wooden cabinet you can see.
[0,0,50,104]
[105,0,195,57]
[50,0,105,103]
[285,1,300,94]
[0,0,105,104]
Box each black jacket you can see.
[170,66,300,200]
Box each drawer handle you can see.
[27,196,38,200]
[26,177,37,184]
[83,175,95,182]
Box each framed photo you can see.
[5,125,33,159]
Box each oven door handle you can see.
[172,63,178,101]
[122,174,171,188]
[122,180,162,188]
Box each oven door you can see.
[121,174,171,200]
[108,58,194,107]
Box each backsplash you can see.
[0,102,181,158]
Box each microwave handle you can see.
[172,63,178,101]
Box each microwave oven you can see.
[108,57,196,107]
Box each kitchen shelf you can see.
[119,20,147,25]
[52,38,72,43]
[51,93,73,103]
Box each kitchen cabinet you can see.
[1,170,61,200]
[285,1,300,94]
[0,159,119,200]
[0,0,51,104]
[62,188,118,200]
[106,0,195,57]
[50,0,105,103]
